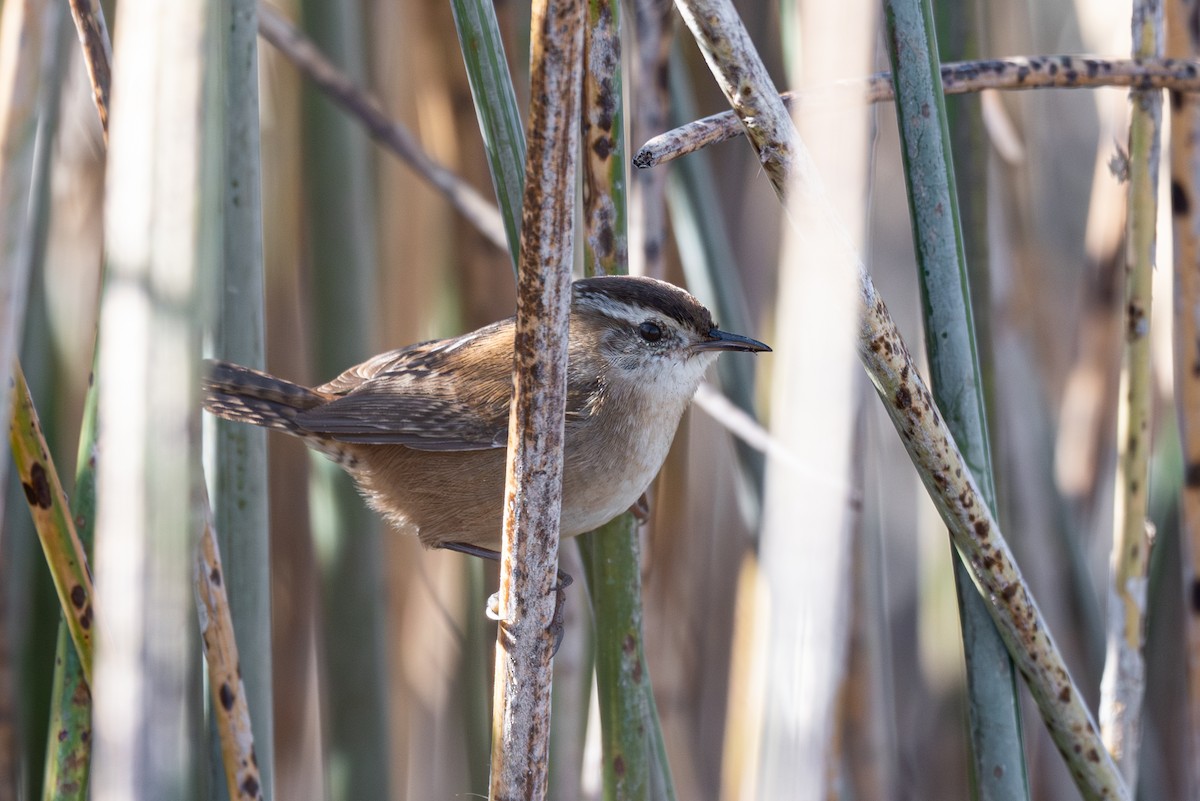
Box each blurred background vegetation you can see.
[0,0,1193,798]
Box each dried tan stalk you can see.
[1099,0,1163,786]
[634,55,1200,168]
[194,484,263,801]
[859,281,1125,801]
[487,0,584,795]
[672,0,793,191]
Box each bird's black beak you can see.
[693,328,771,353]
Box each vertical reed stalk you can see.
[0,0,50,546]
[207,0,272,794]
[4,4,70,794]
[882,0,1030,797]
[39,0,106,792]
[488,0,583,795]
[1167,0,1200,795]
[1099,0,1162,787]
[91,0,210,793]
[756,0,868,792]
[629,0,673,279]
[576,1,677,796]
[581,0,625,280]
[578,521,677,801]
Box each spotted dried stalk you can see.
[674,0,1128,797]
[195,483,263,801]
[488,0,584,795]
[1167,0,1200,793]
[257,4,507,251]
[858,283,1125,801]
[634,55,1200,169]
[578,1,678,796]
[43,356,99,800]
[582,0,626,276]
[672,0,793,190]
[8,364,96,685]
[1099,0,1163,785]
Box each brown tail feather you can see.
[202,360,325,435]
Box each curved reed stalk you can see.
[8,365,95,686]
[672,0,1128,796]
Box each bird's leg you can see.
[440,541,572,655]
[628,491,651,524]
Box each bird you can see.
[202,275,769,557]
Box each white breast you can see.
[559,361,708,536]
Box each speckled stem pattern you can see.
[488,0,584,796]
[1167,1,1200,794]
[634,55,1200,169]
[859,280,1127,801]
[257,5,507,250]
[676,0,1128,797]
[194,484,263,801]
[582,0,626,276]
[7,364,95,686]
[43,356,99,801]
[1099,0,1163,787]
[580,3,678,796]
[673,0,795,194]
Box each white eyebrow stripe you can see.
[574,293,658,327]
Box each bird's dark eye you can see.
[639,321,663,342]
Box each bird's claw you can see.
[548,569,573,657]
[628,492,651,524]
[442,541,572,656]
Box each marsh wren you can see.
[202,275,769,552]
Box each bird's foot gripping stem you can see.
[442,541,572,656]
